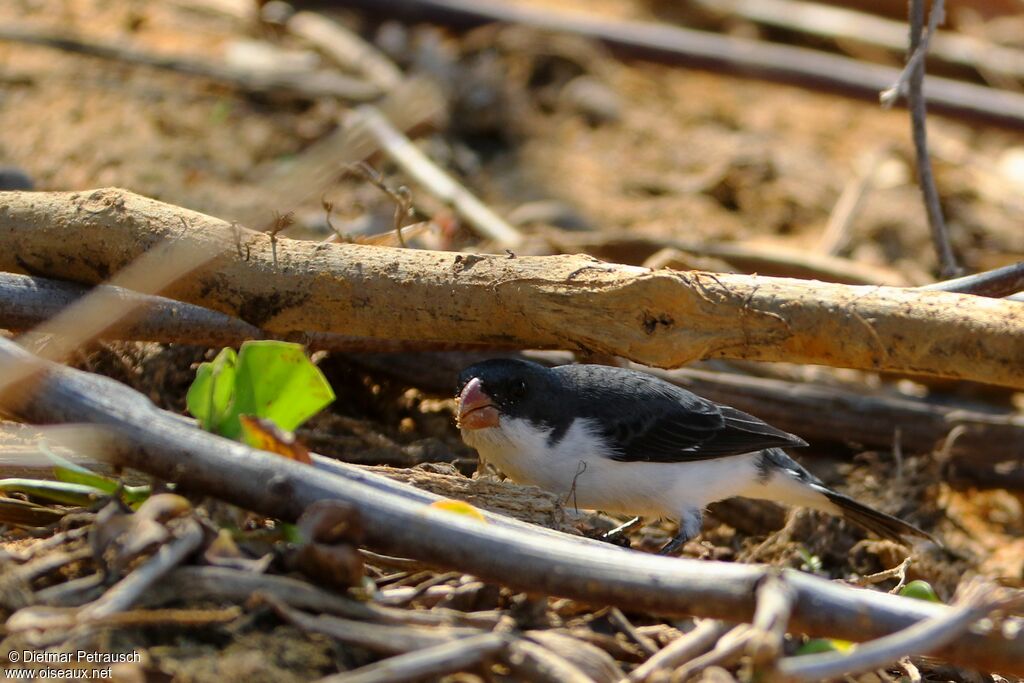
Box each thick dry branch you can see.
[333,0,1024,127]
[0,25,381,102]
[2,189,1023,387]
[2,339,1023,674]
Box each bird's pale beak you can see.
[457,377,499,430]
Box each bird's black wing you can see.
[555,365,806,463]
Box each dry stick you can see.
[524,630,623,683]
[288,11,403,91]
[335,0,1024,127]
[179,0,404,92]
[145,567,479,627]
[4,191,1024,387]
[923,261,1024,298]
[608,607,660,657]
[747,575,796,668]
[772,583,1017,682]
[817,147,890,256]
[346,105,523,247]
[628,620,734,683]
[263,594,485,654]
[0,272,513,353]
[0,25,381,102]
[698,0,1024,83]
[77,518,205,620]
[3,342,1023,674]
[314,632,509,683]
[670,624,755,682]
[505,639,596,683]
[884,0,959,278]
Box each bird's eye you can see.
[510,379,528,398]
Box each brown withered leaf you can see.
[239,415,313,465]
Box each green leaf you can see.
[0,478,107,506]
[899,579,941,603]
[230,341,334,437]
[186,347,238,433]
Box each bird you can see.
[455,358,934,554]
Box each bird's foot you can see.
[657,533,690,556]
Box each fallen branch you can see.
[0,25,381,102]
[3,189,1023,386]
[334,0,1024,127]
[2,339,1023,674]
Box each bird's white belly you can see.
[462,416,762,520]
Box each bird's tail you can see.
[814,485,937,545]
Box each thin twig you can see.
[848,556,912,590]
[628,620,734,683]
[885,0,959,277]
[609,607,660,656]
[670,625,755,682]
[0,25,381,101]
[922,261,1024,297]
[262,593,485,654]
[817,147,890,256]
[78,518,204,621]
[288,10,403,92]
[345,105,523,247]
[505,639,596,683]
[748,574,796,667]
[313,632,508,683]
[879,0,947,108]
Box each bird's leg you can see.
[658,509,703,556]
[601,516,642,544]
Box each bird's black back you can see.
[551,364,806,462]
[458,359,806,463]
